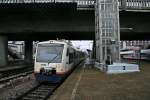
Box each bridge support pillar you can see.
[0,36,8,66]
[24,41,33,64]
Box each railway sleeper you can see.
[22,97,43,100]
[37,87,53,90]
[35,89,50,92]
[31,91,47,95]
[27,93,46,98]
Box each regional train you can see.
[34,40,85,83]
[120,49,150,60]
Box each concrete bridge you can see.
[0,0,150,40]
[0,0,150,66]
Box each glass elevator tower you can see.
[95,0,120,64]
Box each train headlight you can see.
[61,68,63,71]
[52,68,56,74]
[40,68,44,74]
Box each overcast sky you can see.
[72,41,93,51]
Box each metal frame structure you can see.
[95,0,120,64]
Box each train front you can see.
[34,41,65,83]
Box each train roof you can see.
[37,40,84,53]
[38,40,72,45]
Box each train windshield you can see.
[36,43,64,63]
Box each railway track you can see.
[8,62,84,100]
[0,70,33,84]
[0,65,33,79]
[13,83,58,100]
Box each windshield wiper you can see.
[48,50,62,64]
[48,54,59,64]
[47,46,63,64]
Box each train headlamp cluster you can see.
[40,67,56,75]
[49,40,54,44]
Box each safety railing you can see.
[0,0,150,10]
[0,0,95,5]
[119,0,150,10]
[0,0,95,9]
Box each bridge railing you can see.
[0,0,94,5]
[0,0,150,10]
[119,0,150,10]
[0,0,95,9]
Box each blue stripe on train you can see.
[35,74,63,83]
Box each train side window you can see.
[69,53,73,64]
[74,50,76,59]
[67,48,69,56]
[69,48,74,64]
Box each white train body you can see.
[34,40,84,83]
